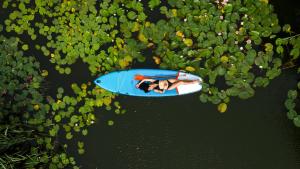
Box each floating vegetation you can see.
[134,0,284,108]
[49,82,119,140]
[279,25,300,127]
[1,0,300,168]
[0,33,124,168]
[0,35,77,168]
[285,89,300,127]
[3,0,148,75]
[2,0,289,108]
[218,102,227,113]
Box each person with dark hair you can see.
[135,78,201,93]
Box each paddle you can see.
[134,74,178,80]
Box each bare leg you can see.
[167,80,199,90]
[167,79,177,83]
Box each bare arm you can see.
[154,89,165,94]
[136,78,156,88]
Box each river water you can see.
[1,0,299,168]
[72,1,300,168]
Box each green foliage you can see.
[148,0,161,9]
[2,0,147,75]
[0,35,45,126]
[285,89,299,127]
[77,141,85,155]
[108,120,114,126]
[22,44,29,51]
[137,0,282,104]
[280,30,300,127]
[0,35,77,168]
[1,0,299,167]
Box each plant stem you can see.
[282,34,300,40]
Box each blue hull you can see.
[94,69,199,97]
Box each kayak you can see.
[94,69,202,97]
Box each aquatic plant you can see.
[2,0,147,75]
[0,35,79,168]
[47,82,123,141]
[134,0,283,111]
[1,1,299,168]
[1,1,128,167]
[278,25,300,127]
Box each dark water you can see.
[1,0,300,169]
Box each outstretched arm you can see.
[136,78,156,88]
[154,89,165,94]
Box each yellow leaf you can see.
[220,56,229,63]
[260,0,268,4]
[103,97,111,106]
[138,33,148,43]
[152,56,161,64]
[171,9,177,17]
[183,38,193,47]
[33,104,40,110]
[147,43,154,47]
[41,70,48,77]
[145,21,151,27]
[118,59,129,68]
[51,53,55,58]
[131,22,140,32]
[218,103,227,113]
[176,31,184,38]
[185,66,195,72]
[81,83,87,90]
[71,8,75,12]
[124,55,133,62]
[95,99,103,107]
[264,43,273,52]
[116,38,124,49]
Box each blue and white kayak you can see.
[94,69,202,97]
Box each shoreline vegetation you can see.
[0,0,299,168]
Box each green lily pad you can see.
[22,44,29,51]
[293,116,300,127]
[108,120,114,126]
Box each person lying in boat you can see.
[135,78,201,93]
